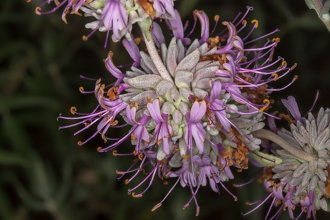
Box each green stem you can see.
[253,129,317,162]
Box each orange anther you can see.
[132,192,143,198]
[70,106,77,115]
[251,19,259,28]
[259,99,270,112]
[35,7,41,15]
[271,73,279,81]
[151,203,162,212]
[82,35,88,41]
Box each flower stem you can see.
[253,129,317,162]
[143,34,174,82]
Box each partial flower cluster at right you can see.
[253,96,330,219]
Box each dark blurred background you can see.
[1,0,329,219]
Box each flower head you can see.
[35,0,176,43]
[59,7,297,215]
[249,97,330,219]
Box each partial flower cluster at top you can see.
[35,0,175,44]
[31,0,329,219]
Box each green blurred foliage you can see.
[0,0,329,220]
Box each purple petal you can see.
[273,185,284,200]
[190,101,206,122]
[214,110,231,132]
[191,124,205,154]
[168,10,185,42]
[281,96,301,121]
[126,105,137,124]
[194,10,209,44]
[210,80,222,101]
[147,99,163,123]
[151,22,165,48]
[153,0,175,18]
[104,53,125,81]
[141,127,150,142]
[122,39,141,66]
[162,137,170,154]
[102,0,128,40]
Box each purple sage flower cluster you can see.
[32,0,329,219]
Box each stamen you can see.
[151,203,162,212]
[210,14,221,36]
[265,196,277,219]
[267,75,298,92]
[272,37,280,47]
[272,37,280,43]
[242,193,273,216]
[219,181,238,201]
[153,177,181,212]
[244,29,280,44]
[233,6,253,29]
[251,19,259,28]
[195,206,200,217]
[186,11,199,38]
[115,170,125,175]
[131,134,137,141]
[35,6,42,15]
[132,192,143,198]
[270,204,284,220]
[79,86,85,93]
[110,120,118,126]
[128,164,159,194]
[82,35,88,41]
[107,86,119,100]
[259,99,270,112]
[271,73,279,81]
[306,90,319,114]
[245,200,262,206]
[296,209,305,219]
[70,106,77,115]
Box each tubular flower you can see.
[35,0,176,43]
[59,7,296,215]
[248,97,330,219]
[57,78,128,145]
